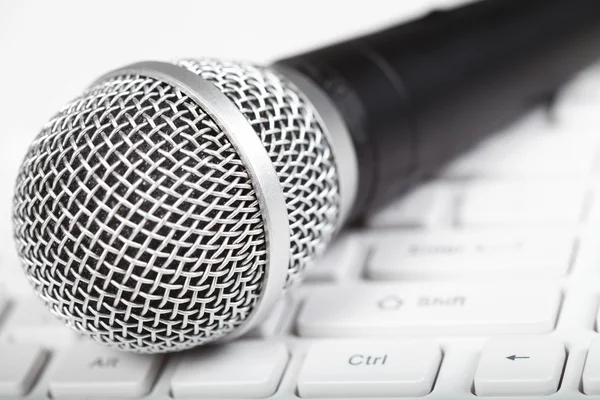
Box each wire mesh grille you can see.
[178,59,341,287]
[13,74,267,353]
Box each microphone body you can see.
[12,0,600,353]
[280,0,600,216]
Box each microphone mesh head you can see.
[177,59,340,287]
[13,59,340,353]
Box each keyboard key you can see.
[582,338,600,394]
[305,236,365,282]
[245,297,291,338]
[444,129,597,179]
[458,182,587,226]
[584,184,600,225]
[0,295,8,329]
[170,341,288,398]
[366,183,453,228]
[556,65,600,130]
[0,344,47,397]
[0,265,31,296]
[4,298,75,346]
[297,283,561,337]
[297,340,441,398]
[366,232,574,280]
[556,99,600,136]
[474,337,565,396]
[49,341,163,397]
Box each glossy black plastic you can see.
[278,0,600,219]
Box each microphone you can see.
[13,0,600,353]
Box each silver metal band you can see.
[273,64,358,227]
[95,61,290,339]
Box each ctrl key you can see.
[297,340,442,398]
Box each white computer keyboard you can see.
[2,66,600,400]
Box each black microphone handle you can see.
[277,0,600,220]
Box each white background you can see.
[0,0,468,267]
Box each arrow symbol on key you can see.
[506,355,530,361]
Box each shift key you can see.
[297,283,561,337]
